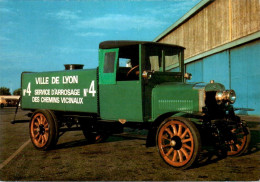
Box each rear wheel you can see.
[156,117,201,169]
[227,126,251,156]
[80,120,108,144]
[29,110,58,150]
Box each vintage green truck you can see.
[20,41,250,169]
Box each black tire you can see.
[29,110,58,150]
[156,117,201,169]
[47,110,59,147]
[227,126,251,156]
[0,103,4,108]
[80,120,108,144]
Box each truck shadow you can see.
[54,139,89,150]
[192,129,260,169]
[10,119,29,124]
[54,128,259,169]
[54,134,146,150]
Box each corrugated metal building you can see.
[154,0,260,115]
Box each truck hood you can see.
[192,82,226,92]
[153,82,226,92]
[151,81,226,120]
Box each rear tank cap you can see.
[64,64,84,70]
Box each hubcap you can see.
[38,124,45,135]
[170,140,176,147]
[170,136,182,150]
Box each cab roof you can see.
[99,40,185,49]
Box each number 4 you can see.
[23,82,31,96]
[89,80,96,97]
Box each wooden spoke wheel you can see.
[227,126,251,156]
[156,117,201,169]
[85,132,108,144]
[29,110,58,150]
[80,120,108,144]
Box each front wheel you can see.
[29,110,58,150]
[227,126,251,156]
[156,117,201,169]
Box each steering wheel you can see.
[126,65,139,77]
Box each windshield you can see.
[145,45,181,72]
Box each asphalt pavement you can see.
[0,108,259,181]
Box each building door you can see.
[230,40,260,115]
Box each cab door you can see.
[98,48,143,122]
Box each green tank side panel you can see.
[21,69,98,113]
[152,83,199,121]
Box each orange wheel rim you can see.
[227,129,247,156]
[158,120,194,167]
[30,113,49,148]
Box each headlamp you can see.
[215,90,236,104]
[227,90,236,104]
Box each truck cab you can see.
[98,41,185,122]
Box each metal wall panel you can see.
[185,51,230,87]
[230,40,260,115]
[176,39,260,115]
[202,50,230,88]
[186,60,203,83]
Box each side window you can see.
[119,58,131,67]
[149,56,160,71]
[103,52,116,73]
[165,49,180,72]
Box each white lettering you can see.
[32,97,40,102]
[23,82,31,96]
[62,76,78,84]
[35,77,49,84]
[89,80,96,97]
[34,89,50,95]
[61,97,83,104]
[41,97,60,103]
[51,77,60,84]
[83,80,96,97]
[51,89,80,96]
[83,89,88,97]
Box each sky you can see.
[0,0,200,93]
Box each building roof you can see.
[99,40,185,49]
[153,0,214,42]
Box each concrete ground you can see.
[0,108,259,181]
